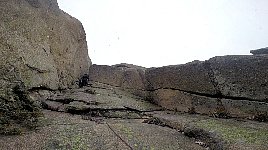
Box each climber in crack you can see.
[79,74,89,87]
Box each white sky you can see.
[57,0,268,67]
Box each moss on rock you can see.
[0,84,43,135]
[195,119,268,145]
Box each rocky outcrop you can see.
[147,54,268,120]
[88,64,147,97]
[0,0,91,90]
[250,47,268,55]
[146,61,217,94]
[208,55,268,101]
[88,53,268,121]
[0,0,91,134]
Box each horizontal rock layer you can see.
[89,54,268,121]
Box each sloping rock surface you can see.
[1,85,267,150]
[146,111,268,150]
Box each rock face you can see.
[208,55,268,101]
[0,0,91,134]
[146,61,216,94]
[88,64,147,97]
[90,54,268,121]
[146,55,268,120]
[0,0,91,91]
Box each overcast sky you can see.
[57,0,268,67]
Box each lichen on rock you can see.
[0,0,91,90]
[0,83,42,135]
[0,0,91,135]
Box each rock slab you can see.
[89,55,268,120]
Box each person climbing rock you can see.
[79,74,89,87]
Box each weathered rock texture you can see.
[0,0,91,90]
[89,64,147,97]
[89,53,268,121]
[147,55,268,120]
[146,61,216,95]
[0,0,91,134]
[209,55,268,101]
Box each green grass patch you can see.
[195,119,268,144]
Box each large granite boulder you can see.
[146,55,268,120]
[0,0,91,90]
[145,61,217,95]
[88,65,125,87]
[89,64,147,97]
[208,55,268,101]
[0,0,91,134]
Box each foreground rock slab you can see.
[146,111,268,150]
[1,86,267,150]
[36,83,162,114]
[0,110,205,150]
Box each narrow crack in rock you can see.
[148,87,268,104]
[90,80,268,103]
[89,80,148,92]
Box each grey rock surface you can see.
[145,61,216,94]
[89,64,147,97]
[0,0,91,91]
[146,111,268,150]
[0,0,91,134]
[89,65,125,87]
[144,55,268,120]
[0,110,206,150]
[1,85,267,150]
[208,55,268,101]
[250,47,268,55]
[88,55,268,120]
